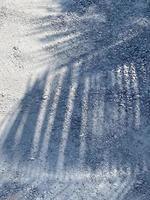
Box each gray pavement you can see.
[0,0,150,199]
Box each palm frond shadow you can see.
[1,65,150,176]
[34,0,149,71]
[0,0,150,184]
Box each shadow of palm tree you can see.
[0,0,150,199]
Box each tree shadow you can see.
[0,1,150,198]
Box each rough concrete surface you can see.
[0,0,150,199]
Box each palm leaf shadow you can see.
[0,3,150,197]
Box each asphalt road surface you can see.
[0,0,150,199]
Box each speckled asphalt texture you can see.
[0,0,150,199]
